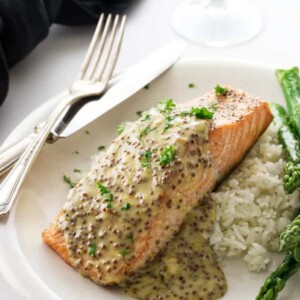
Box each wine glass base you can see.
[172,0,263,47]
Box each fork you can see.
[0,14,126,216]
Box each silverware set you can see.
[0,14,126,216]
[0,13,186,217]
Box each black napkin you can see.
[0,0,134,106]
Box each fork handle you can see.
[0,92,84,215]
[0,134,35,176]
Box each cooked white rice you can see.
[209,122,300,272]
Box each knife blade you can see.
[0,40,186,176]
[53,39,187,139]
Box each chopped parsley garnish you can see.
[139,126,156,139]
[189,107,214,119]
[121,203,131,211]
[157,99,176,113]
[89,242,97,257]
[159,145,176,166]
[97,183,113,209]
[180,107,214,119]
[73,150,80,155]
[63,175,76,188]
[136,111,143,117]
[215,85,228,95]
[141,151,152,167]
[85,130,90,134]
[117,124,125,135]
[188,83,195,88]
[209,104,217,111]
[120,248,131,257]
[144,84,150,90]
[98,145,106,151]
[73,169,81,173]
[126,232,134,242]
[141,113,151,122]
[163,114,175,132]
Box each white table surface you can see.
[0,0,299,298]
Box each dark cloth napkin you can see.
[0,0,133,106]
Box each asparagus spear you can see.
[268,103,300,193]
[276,67,300,138]
[256,250,300,300]
[280,215,300,251]
[256,71,300,300]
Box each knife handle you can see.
[0,92,86,216]
[0,134,35,177]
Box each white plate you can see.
[1,58,299,300]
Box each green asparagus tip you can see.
[276,67,299,84]
[280,215,300,252]
[283,161,300,194]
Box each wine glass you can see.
[172,0,263,47]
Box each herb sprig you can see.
[63,175,76,188]
[89,242,97,257]
[159,145,176,166]
[157,99,176,113]
[139,126,156,139]
[120,248,131,257]
[190,107,214,119]
[215,85,228,95]
[117,124,125,135]
[141,151,152,167]
[121,203,131,211]
[97,183,113,209]
[181,107,214,119]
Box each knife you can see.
[0,40,187,176]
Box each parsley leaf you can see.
[121,203,131,211]
[209,104,217,111]
[136,111,143,117]
[139,126,156,139]
[188,83,195,88]
[89,242,97,257]
[215,85,228,95]
[117,124,125,135]
[189,107,214,119]
[141,151,152,167]
[98,145,106,151]
[73,169,81,173]
[163,114,175,132]
[144,84,150,90]
[141,113,151,122]
[63,175,76,188]
[126,232,134,242]
[157,99,176,113]
[159,145,176,166]
[97,183,113,209]
[120,248,131,257]
[85,130,90,135]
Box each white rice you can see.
[209,123,300,272]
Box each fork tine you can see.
[93,15,120,81]
[97,15,127,84]
[88,14,113,80]
[78,14,104,80]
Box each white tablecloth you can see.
[0,0,298,298]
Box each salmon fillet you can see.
[42,86,273,285]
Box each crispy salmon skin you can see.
[42,86,273,286]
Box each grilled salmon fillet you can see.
[42,86,273,285]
